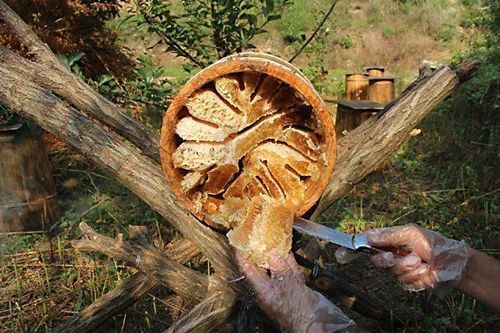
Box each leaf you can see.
[246,13,257,25]
[265,0,274,12]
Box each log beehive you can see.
[345,73,368,100]
[363,66,385,77]
[0,124,58,233]
[367,76,395,104]
[160,53,336,231]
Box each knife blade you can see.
[293,217,409,257]
[293,217,371,251]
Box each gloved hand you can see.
[236,252,355,333]
[363,224,469,292]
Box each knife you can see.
[293,217,409,257]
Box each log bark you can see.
[165,281,236,333]
[313,61,480,217]
[73,223,209,302]
[56,238,201,333]
[0,1,160,161]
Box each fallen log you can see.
[164,281,236,333]
[56,238,201,333]
[72,223,209,302]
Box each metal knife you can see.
[293,217,409,256]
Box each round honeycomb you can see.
[160,53,336,229]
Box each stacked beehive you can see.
[335,66,395,137]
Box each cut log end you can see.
[160,54,336,231]
[454,59,481,83]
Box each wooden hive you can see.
[367,76,395,104]
[363,66,385,77]
[0,124,58,234]
[345,73,368,100]
[160,53,336,229]
[334,100,385,138]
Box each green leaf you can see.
[246,13,257,25]
[265,0,274,12]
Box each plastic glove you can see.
[363,224,469,292]
[236,251,355,333]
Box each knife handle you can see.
[370,246,411,258]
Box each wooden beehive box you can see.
[345,73,368,100]
[367,76,395,104]
[160,53,336,229]
[363,66,386,77]
[334,100,385,138]
[0,124,58,233]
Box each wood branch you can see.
[55,273,155,333]
[313,61,480,217]
[73,223,208,302]
[165,281,236,333]
[56,238,201,333]
[0,48,239,283]
[0,2,160,161]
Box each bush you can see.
[121,0,292,67]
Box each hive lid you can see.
[363,66,386,71]
[334,99,385,110]
[367,76,395,81]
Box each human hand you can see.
[363,224,469,291]
[236,252,354,333]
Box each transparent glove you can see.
[363,224,469,292]
[236,252,355,333]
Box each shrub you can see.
[121,0,292,67]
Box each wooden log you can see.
[0,123,58,233]
[0,1,160,161]
[67,223,233,333]
[334,100,385,138]
[313,61,480,217]
[165,281,236,333]
[72,223,209,302]
[56,238,201,333]
[160,52,336,227]
[345,73,368,100]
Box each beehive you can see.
[160,53,336,229]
